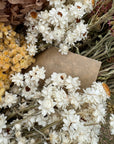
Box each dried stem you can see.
[33,127,49,140]
[82,32,111,56]
[84,123,99,126]
[7,103,38,120]
[89,7,114,31]
[40,119,63,133]
[7,112,41,128]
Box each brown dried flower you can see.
[0,0,47,25]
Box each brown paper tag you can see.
[27,47,101,89]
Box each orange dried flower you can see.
[92,0,95,6]
[102,83,110,96]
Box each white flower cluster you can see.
[11,65,46,99]
[110,114,114,135]
[25,0,94,55]
[0,92,18,108]
[0,65,109,144]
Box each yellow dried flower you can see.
[4,39,10,45]
[0,45,4,51]
[6,25,12,30]
[10,31,16,36]
[12,54,23,64]
[2,27,7,33]
[3,50,9,56]
[11,63,21,72]
[0,23,4,29]
[0,23,35,102]
[3,64,11,71]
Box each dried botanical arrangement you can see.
[0,0,114,143]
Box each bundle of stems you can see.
[74,2,114,94]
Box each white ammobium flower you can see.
[53,89,69,109]
[91,103,106,123]
[16,136,28,144]
[36,114,48,126]
[110,114,114,135]
[10,73,24,87]
[21,85,37,99]
[65,76,80,92]
[50,72,67,86]
[83,82,109,105]
[49,131,59,144]
[69,92,82,109]
[13,124,21,131]
[69,2,86,19]
[29,65,46,84]
[47,0,66,6]
[38,98,56,116]
[59,43,69,55]
[0,114,7,133]
[2,92,18,108]
[27,44,38,56]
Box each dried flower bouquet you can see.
[0,65,112,144]
[0,0,114,144]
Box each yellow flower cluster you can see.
[0,23,35,101]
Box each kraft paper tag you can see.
[27,47,101,89]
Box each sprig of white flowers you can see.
[0,65,112,144]
[25,0,95,56]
